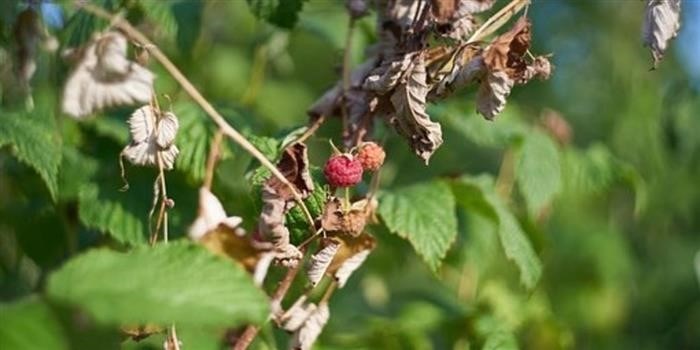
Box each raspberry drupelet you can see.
[356,142,385,171]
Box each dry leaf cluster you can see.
[642,0,682,68]
[121,105,179,170]
[309,0,552,163]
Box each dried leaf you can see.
[199,227,260,272]
[476,70,514,120]
[267,143,314,201]
[290,303,330,350]
[431,0,460,22]
[62,32,154,118]
[483,16,531,80]
[642,0,681,68]
[517,55,553,84]
[307,239,340,286]
[364,53,414,94]
[189,187,243,240]
[255,187,303,267]
[280,297,313,332]
[390,56,444,163]
[327,233,376,288]
[321,198,370,236]
[121,324,164,341]
[121,106,180,169]
[156,112,179,148]
[432,46,485,97]
[457,0,497,14]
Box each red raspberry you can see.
[356,142,385,171]
[324,154,363,187]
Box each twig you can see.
[340,17,356,149]
[466,0,530,44]
[203,129,224,190]
[76,2,315,230]
[295,115,326,144]
[233,261,304,350]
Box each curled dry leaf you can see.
[122,105,180,170]
[390,56,443,163]
[255,143,314,267]
[457,0,497,15]
[281,299,317,333]
[307,239,340,287]
[321,198,370,236]
[435,0,495,40]
[327,233,376,288]
[642,0,681,68]
[62,31,154,118]
[364,53,414,94]
[290,303,330,350]
[189,187,243,240]
[518,55,553,84]
[476,70,514,120]
[431,0,460,23]
[483,16,531,80]
[432,45,485,97]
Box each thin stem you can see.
[466,0,530,44]
[77,2,315,231]
[340,17,356,149]
[203,129,224,190]
[295,114,326,144]
[240,45,268,106]
[320,280,337,304]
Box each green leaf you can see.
[246,0,306,29]
[483,330,518,350]
[0,111,62,201]
[378,181,458,272]
[437,105,527,148]
[46,242,269,328]
[174,103,216,182]
[515,131,562,217]
[0,296,69,350]
[452,176,542,289]
[562,144,647,214]
[286,171,327,245]
[78,182,148,245]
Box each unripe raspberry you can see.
[324,154,363,187]
[356,142,385,171]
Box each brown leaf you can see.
[517,55,553,84]
[389,56,444,163]
[431,0,460,23]
[321,198,370,237]
[431,45,485,97]
[483,16,531,80]
[327,233,376,287]
[267,143,314,201]
[199,226,260,272]
[364,53,414,94]
[476,70,514,120]
[642,0,681,68]
[457,0,497,15]
[255,186,303,267]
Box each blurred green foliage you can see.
[1,1,699,349]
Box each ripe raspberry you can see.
[356,142,385,171]
[324,154,363,187]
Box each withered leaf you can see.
[432,45,485,97]
[307,239,340,287]
[281,298,317,333]
[457,0,497,15]
[642,0,681,68]
[364,53,414,94]
[327,233,376,288]
[483,16,531,80]
[307,58,377,120]
[321,198,370,237]
[476,70,514,120]
[390,56,444,163]
[121,324,164,341]
[290,302,330,350]
[255,187,303,267]
[199,227,261,273]
[121,105,180,170]
[267,143,314,201]
[431,0,460,23]
[189,187,243,240]
[62,32,154,118]
[518,55,553,84]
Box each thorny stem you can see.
[77,2,316,232]
[203,129,224,190]
[233,260,305,350]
